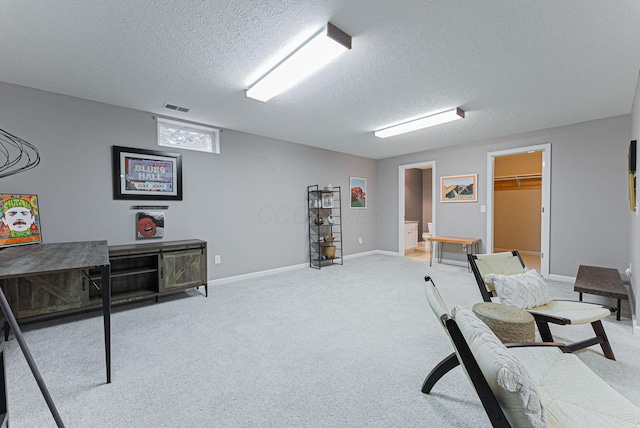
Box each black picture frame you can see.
[112,146,183,201]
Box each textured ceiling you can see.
[1,1,639,159]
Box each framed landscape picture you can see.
[441,174,477,202]
[112,146,182,200]
[0,194,42,247]
[350,177,366,209]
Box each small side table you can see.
[574,265,628,321]
[473,302,535,343]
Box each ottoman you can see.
[472,302,535,343]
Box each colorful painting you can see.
[441,174,477,202]
[0,194,42,247]
[112,146,182,200]
[136,211,165,240]
[350,177,366,209]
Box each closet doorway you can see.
[398,161,436,258]
[486,144,551,277]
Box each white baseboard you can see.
[548,274,575,283]
[436,258,468,268]
[208,262,308,286]
[208,250,395,286]
[344,250,388,259]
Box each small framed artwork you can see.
[441,174,477,202]
[0,194,42,247]
[112,146,182,201]
[350,176,366,209]
[136,211,165,240]
[321,193,333,208]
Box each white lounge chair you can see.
[468,250,616,359]
[423,276,640,427]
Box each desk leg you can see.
[0,287,65,427]
[617,299,621,321]
[100,264,111,384]
[466,244,471,272]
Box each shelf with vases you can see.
[307,184,343,269]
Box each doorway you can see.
[398,161,436,257]
[486,144,551,277]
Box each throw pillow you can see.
[452,306,549,428]
[486,269,552,310]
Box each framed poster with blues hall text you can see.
[112,146,183,201]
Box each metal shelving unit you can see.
[307,185,343,269]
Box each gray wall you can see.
[404,169,423,236]
[0,82,377,279]
[377,115,631,277]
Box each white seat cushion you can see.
[452,306,548,427]
[528,300,612,325]
[511,347,640,427]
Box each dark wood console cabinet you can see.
[1,239,207,323]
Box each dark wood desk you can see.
[428,236,481,272]
[0,241,111,427]
[574,265,627,321]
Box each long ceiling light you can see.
[374,108,465,138]
[246,23,352,102]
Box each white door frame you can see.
[398,161,436,255]
[486,143,551,277]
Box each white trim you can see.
[208,262,307,285]
[398,161,436,255]
[207,250,396,286]
[547,274,575,283]
[434,258,468,268]
[344,250,382,259]
[486,143,551,278]
[372,250,402,257]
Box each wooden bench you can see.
[427,236,481,271]
[574,264,628,321]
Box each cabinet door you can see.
[159,248,207,292]
[404,228,410,250]
[1,271,86,319]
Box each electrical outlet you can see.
[214,255,221,264]
[358,237,363,245]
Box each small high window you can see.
[157,117,220,154]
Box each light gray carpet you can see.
[6,255,640,427]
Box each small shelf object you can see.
[308,185,343,269]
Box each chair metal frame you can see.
[422,276,571,427]
[468,250,616,360]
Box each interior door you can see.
[487,144,550,277]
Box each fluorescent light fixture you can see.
[246,23,351,102]
[374,108,465,138]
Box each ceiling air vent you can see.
[163,103,190,113]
